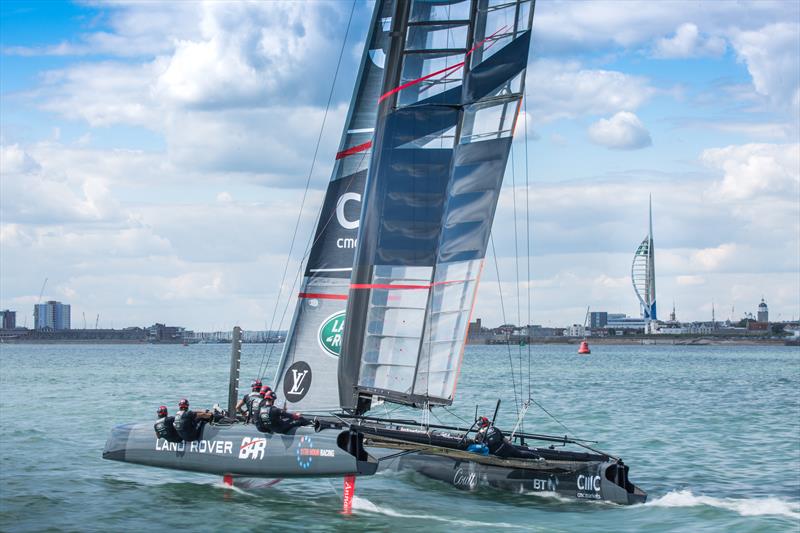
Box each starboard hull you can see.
[388,452,647,505]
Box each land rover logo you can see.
[318,311,345,357]
[283,361,312,402]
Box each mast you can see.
[339,0,411,415]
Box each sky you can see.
[1,0,798,331]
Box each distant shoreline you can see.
[469,337,793,346]
[1,338,795,346]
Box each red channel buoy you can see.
[578,341,591,355]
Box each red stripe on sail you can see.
[378,25,509,104]
[335,141,373,160]
[298,292,348,300]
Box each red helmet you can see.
[157,406,168,417]
[260,385,272,395]
[178,398,189,409]
[251,379,262,391]
[478,416,490,427]
[262,389,277,401]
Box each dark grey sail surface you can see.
[273,0,397,412]
[339,0,535,412]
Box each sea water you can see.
[0,343,798,532]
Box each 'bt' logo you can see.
[239,437,267,460]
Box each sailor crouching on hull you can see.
[154,405,182,443]
[173,398,213,442]
[256,390,313,434]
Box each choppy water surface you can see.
[1,343,798,532]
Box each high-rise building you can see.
[34,301,71,330]
[757,298,769,323]
[590,311,608,328]
[632,195,657,320]
[0,310,16,329]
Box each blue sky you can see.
[1,0,798,330]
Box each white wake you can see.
[646,490,800,519]
[351,495,526,528]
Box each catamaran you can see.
[104,0,646,506]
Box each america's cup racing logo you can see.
[283,361,312,402]
[296,435,335,469]
[318,311,345,357]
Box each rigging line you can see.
[530,397,574,437]
[523,94,532,402]
[256,0,358,379]
[509,139,524,414]
[489,233,520,417]
[441,405,471,426]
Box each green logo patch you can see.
[318,311,346,357]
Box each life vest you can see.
[154,416,182,443]
[256,405,282,433]
[245,394,265,423]
[173,409,199,441]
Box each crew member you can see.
[474,416,536,459]
[235,379,264,422]
[172,398,213,442]
[153,405,182,443]
[256,390,312,434]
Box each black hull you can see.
[360,424,647,505]
[390,453,646,505]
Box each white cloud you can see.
[731,23,800,112]
[676,275,705,286]
[690,244,738,271]
[526,60,655,123]
[587,111,652,150]
[1,144,41,174]
[702,143,800,200]
[654,23,726,58]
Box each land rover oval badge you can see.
[318,311,345,357]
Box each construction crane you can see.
[37,278,48,304]
[95,314,100,329]
[83,312,87,329]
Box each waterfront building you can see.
[467,318,483,340]
[632,196,657,321]
[605,314,648,333]
[757,298,769,323]
[147,323,186,342]
[0,309,16,329]
[566,324,586,337]
[34,301,71,330]
[589,311,608,328]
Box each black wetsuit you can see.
[173,409,202,441]
[480,426,539,460]
[154,416,182,443]
[257,405,311,434]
